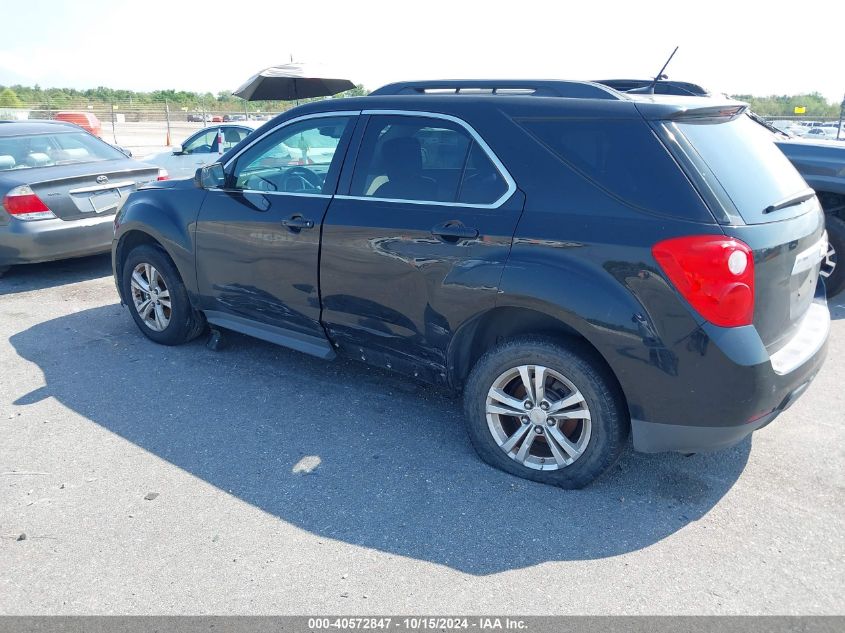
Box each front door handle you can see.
[281,215,315,230]
[431,222,479,241]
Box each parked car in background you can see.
[0,120,162,276]
[142,124,255,179]
[187,113,212,123]
[52,111,102,137]
[113,80,829,488]
[799,127,844,141]
[746,112,845,296]
[211,115,223,123]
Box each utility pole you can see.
[164,98,172,146]
[838,93,844,141]
[111,100,117,144]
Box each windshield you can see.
[0,131,126,171]
[673,115,810,224]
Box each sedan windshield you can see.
[0,131,126,171]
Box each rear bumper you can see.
[631,294,829,453]
[0,215,114,266]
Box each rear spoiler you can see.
[634,101,747,122]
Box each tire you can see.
[463,336,628,489]
[822,214,845,297]
[121,244,205,345]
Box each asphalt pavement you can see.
[0,255,843,614]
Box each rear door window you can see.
[349,114,509,205]
[515,117,709,220]
[673,115,811,224]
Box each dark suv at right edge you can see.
[112,81,830,488]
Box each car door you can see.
[320,112,524,383]
[167,126,252,179]
[194,112,357,356]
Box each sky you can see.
[1,0,843,103]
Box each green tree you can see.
[0,87,23,108]
[732,92,839,117]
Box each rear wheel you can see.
[121,244,205,345]
[821,213,844,297]
[463,336,628,489]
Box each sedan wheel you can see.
[486,364,592,470]
[130,263,172,332]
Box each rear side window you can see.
[516,117,706,219]
[349,114,508,205]
[673,115,810,224]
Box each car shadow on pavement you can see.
[10,304,751,576]
[0,254,113,297]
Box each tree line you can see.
[732,92,843,118]
[0,84,842,118]
[0,84,369,112]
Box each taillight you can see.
[157,169,169,181]
[2,185,57,221]
[652,235,754,328]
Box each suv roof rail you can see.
[370,80,622,100]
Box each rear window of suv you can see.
[672,115,810,224]
[515,117,709,220]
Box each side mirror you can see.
[196,163,225,189]
[172,144,183,155]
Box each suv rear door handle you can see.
[281,215,315,230]
[431,222,479,241]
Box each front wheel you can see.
[121,244,205,345]
[463,336,628,489]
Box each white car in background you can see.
[143,125,257,179]
[797,126,844,141]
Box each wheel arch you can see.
[114,226,194,305]
[447,304,626,405]
[114,198,198,303]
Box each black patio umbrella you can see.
[233,63,355,101]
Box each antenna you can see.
[629,46,679,95]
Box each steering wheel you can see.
[281,166,322,193]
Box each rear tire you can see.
[822,213,844,297]
[121,244,205,345]
[463,336,628,489]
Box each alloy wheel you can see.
[130,263,171,332]
[485,365,592,470]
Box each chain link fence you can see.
[0,98,304,155]
[2,99,843,154]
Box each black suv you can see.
[112,80,830,488]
